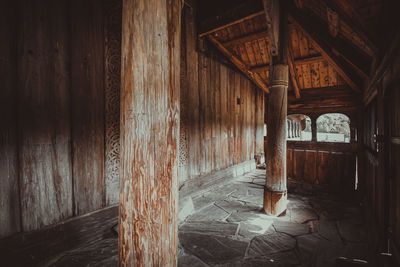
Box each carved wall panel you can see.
[104,0,121,205]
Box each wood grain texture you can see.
[119,0,182,265]
[18,0,73,232]
[71,0,105,215]
[0,1,20,237]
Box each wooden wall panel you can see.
[179,4,264,184]
[287,149,294,178]
[185,5,200,179]
[304,150,316,183]
[0,0,122,238]
[317,151,331,184]
[70,0,105,215]
[287,143,356,193]
[18,0,73,231]
[293,150,306,181]
[0,1,20,237]
[255,89,265,156]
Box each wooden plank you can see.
[0,1,20,238]
[234,73,241,165]
[317,151,331,184]
[71,0,105,215]
[199,54,207,174]
[301,64,312,89]
[119,0,181,264]
[287,149,294,178]
[185,4,200,179]
[293,150,306,180]
[304,151,317,183]
[310,62,320,88]
[289,8,362,92]
[220,64,229,168]
[294,55,324,65]
[223,30,268,48]
[319,61,329,87]
[251,55,324,73]
[208,35,269,93]
[18,0,73,232]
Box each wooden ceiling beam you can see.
[208,35,270,94]
[321,0,376,54]
[199,11,264,38]
[223,30,268,48]
[289,85,358,100]
[250,54,324,73]
[288,105,358,115]
[289,8,362,93]
[287,46,301,98]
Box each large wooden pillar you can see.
[263,0,289,216]
[119,0,182,266]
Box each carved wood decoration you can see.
[104,0,122,206]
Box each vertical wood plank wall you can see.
[178,5,265,185]
[0,1,20,237]
[286,142,357,193]
[362,29,400,261]
[0,0,121,238]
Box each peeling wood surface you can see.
[119,0,182,265]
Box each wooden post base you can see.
[263,189,287,216]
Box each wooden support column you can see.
[264,63,289,216]
[263,0,289,216]
[119,0,182,266]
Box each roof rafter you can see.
[321,0,376,54]
[250,55,324,73]
[207,35,270,94]
[289,7,363,93]
[223,30,268,48]
[287,45,301,99]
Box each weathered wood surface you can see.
[0,1,20,237]
[179,5,265,186]
[0,0,122,238]
[119,0,182,265]
[70,0,105,215]
[18,0,73,231]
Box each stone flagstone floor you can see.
[178,169,370,267]
[40,169,370,266]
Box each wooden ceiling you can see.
[198,0,383,113]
